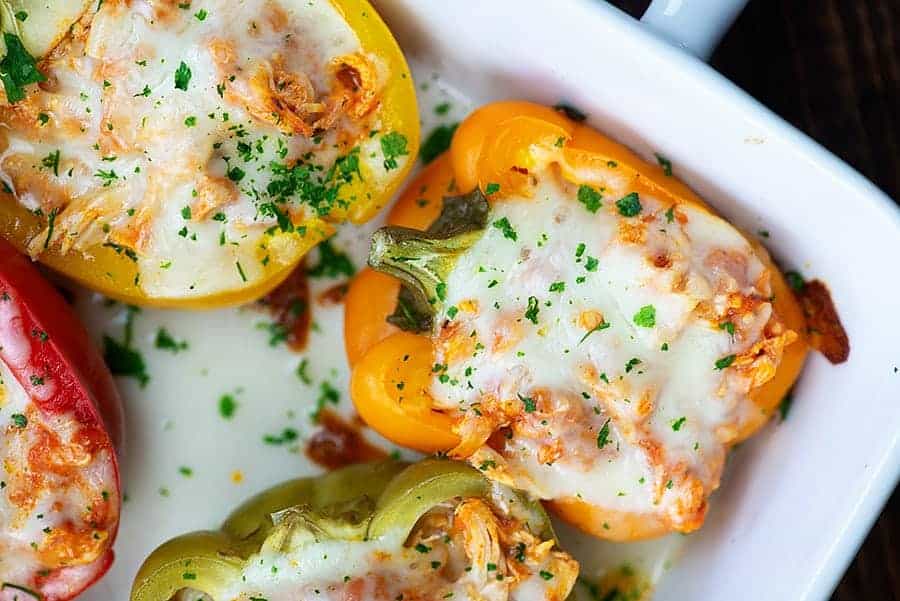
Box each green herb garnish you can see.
[174,61,192,90]
[616,192,642,217]
[633,305,656,328]
[577,185,602,213]
[0,33,46,104]
[380,132,409,170]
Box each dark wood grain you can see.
[605,1,900,599]
[716,4,899,601]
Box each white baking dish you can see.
[76,1,900,599]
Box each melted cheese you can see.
[428,173,794,533]
[0,354,117,589]
[219,494,575,601]
[0,0,408,298]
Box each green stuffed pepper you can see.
[132,459,578,601]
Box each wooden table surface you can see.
[605,1,899,599]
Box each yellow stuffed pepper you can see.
[346,101,808,541]
[0,0,418,307]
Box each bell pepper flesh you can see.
[0,0,419,309]
[350,331,460,452]
[131,459,567,600]
[346,100,810,540]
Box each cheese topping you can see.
[428,174,796,533]
[0,354,117,589]
[0,0,409,298]
[217,491,576,601]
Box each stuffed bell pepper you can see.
[131,459,578,601]
[0,0,418,307]
[0,237,123,600]
[346,101,809,541]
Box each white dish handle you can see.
[640,0,749,60]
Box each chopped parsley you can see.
[524,296,540,324]
[307,239,355,279]
[484,182,501,196]
[218,394,237,419]
[154,328,188,353]
[596,419,611,448]
[624,357,642,373]
[0,33,46,104]
[256,321,289,346]
[665,206,675,223]
[616,192,642,217]
[380,132,409,170]
[577,184,603,213]
[41,150,60,176]
[633,304,656,328]
[714,354,736,370]
[95,169,119,186]
[226,165,245,182]
[492,216,517,241]
[518,394,537,413]
[719,321,735,337]
[539,571,555,581]
[671,416,687,431]
[265,148,362,218]
[10,413,27,428]
[549,281,565,293]
[311,381,340,421]
[42,208,57,250]
[420,123,458,164]
[262,428,298,446]
[183,115,197,127]
[584,256,599,272]
[174,61,192,91]
[296,359,312,385]
[103,307,149,387]
[656,153,673,176]
[103,335,148,387]
[194,8,208,20]
[785,271,805,292]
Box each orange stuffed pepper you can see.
[346,101,808,541]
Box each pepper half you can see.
[0,0,418,308]
[345,101,810,540]
[0,237,122,601]
[131,459,578,601]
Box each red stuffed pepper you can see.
[0,238,122,601]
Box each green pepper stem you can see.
[369,226,482,311]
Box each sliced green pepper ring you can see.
[130,530,245,601]
[131,459,557,600]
